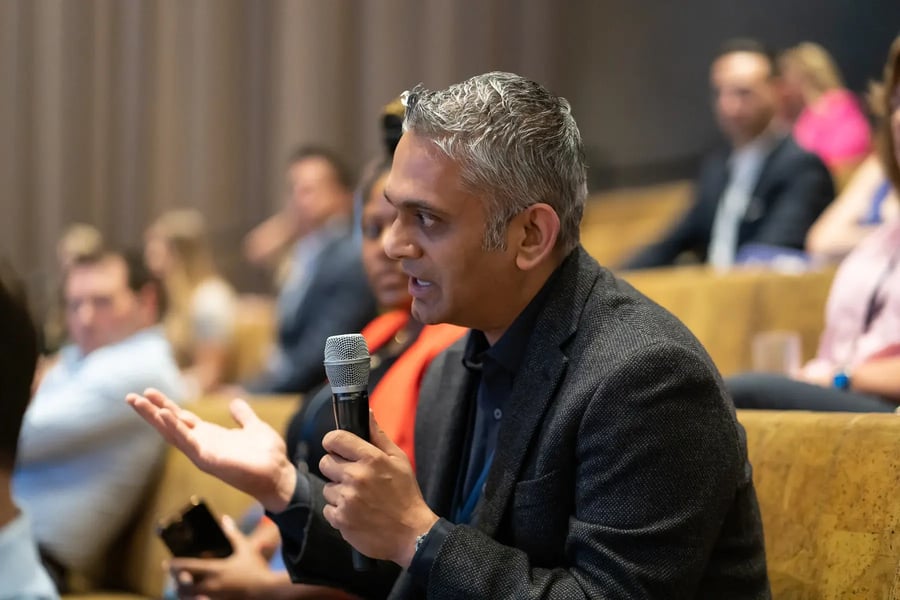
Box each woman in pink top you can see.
[728,36,900,412]
[780,43,872,170]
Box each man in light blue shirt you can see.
[0,261,58,599]
[13,249,184,591]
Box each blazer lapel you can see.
[416,340,471,518]
[473,249,597,537]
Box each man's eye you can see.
[416,212,436,228]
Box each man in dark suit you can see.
[246,147,377,394]
[625,39,834,270]
[129,72,770,598]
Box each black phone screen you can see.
[157,498,234,558]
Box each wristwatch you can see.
[833,370,851,390]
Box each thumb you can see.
[220,514,245,546]
[229,398,261,428]
[368,409,402,457]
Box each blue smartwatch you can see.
[833,370,851,390]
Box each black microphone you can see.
[323,333,376,571]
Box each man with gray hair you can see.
[130,72,770,598]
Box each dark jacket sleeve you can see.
[271,471,401,598]
[740,151,834,250]
[416,343,763,599]
[622,159,721,270]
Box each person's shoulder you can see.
[575,264,715,372]
[772,134,828,171]
[87,329,185,395]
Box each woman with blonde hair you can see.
[780,42,872,170]
[145,208,237,394]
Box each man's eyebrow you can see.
[383,191,447,217]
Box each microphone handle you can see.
[332,390,377,571]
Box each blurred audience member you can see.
[0,261,59,599]
[145,209,237,394]
[13,249,184,591]
[625,39,834,270]
[42,223,105,354]
[245,147,376,394]
[165,163,466,600]
[779,42,872,171]
[805,153,899,261]
[728,35,900,412]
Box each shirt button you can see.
[493,408,502,420]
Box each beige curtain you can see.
[0,0,567,306]
[2,0,896,307]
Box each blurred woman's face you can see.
[144,229,173,277]
[361,172,411,311]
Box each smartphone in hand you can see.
[157,497,233,558]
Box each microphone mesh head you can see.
[323,334,371,389]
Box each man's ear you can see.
[512,203,560,271]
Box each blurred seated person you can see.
[779,42,872,172]
[0,261,59,598]
[624,39,834,271]
[13,249,184,591]
[728,35,900,413]
[805,153,899,261]
[165,164,466,599]
[244,147,377,394]
[145,208,238,394]
[42,223,105,354]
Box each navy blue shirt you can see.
[408,270,559,587]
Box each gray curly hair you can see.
[401,72,587,253]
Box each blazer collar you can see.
[472,247,599,536]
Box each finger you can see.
[319,451,352,483]
[321,429,378,462]
[169,558,218,576]
[127,395,181,446]
[322,481,340,506]
[144,387,181,411]
[144,388,200,427]
[368,409,403,458]
[229,397,262,429]
[219,514,245,546]
[158,409,205,459]
[322,503,339,529]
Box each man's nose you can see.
[383,218,420,261]
[76,303,95,325]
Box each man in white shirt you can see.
[625,38,833,269]
[0,261,58,599]
[13,250,184,591]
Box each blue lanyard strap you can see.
[454,450,495,524]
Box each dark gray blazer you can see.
[625,135,833,269]
[278,247,770,599]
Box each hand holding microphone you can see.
[321,334,439,570]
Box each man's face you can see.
[382,133,522,337]
[284,157,349,235]
[711,52,778,146]
[65,257,145,355]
